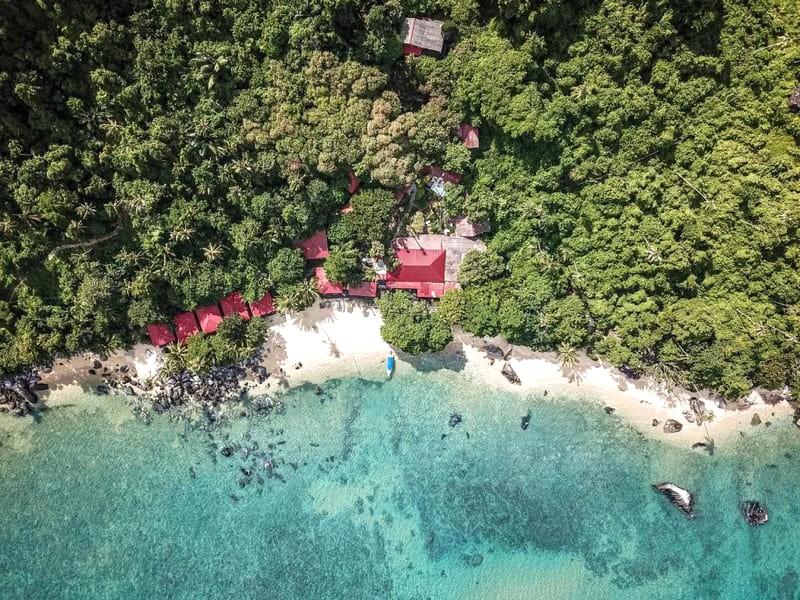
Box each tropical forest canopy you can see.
[1,0,799,397]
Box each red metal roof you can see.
[346,169,361,194]
[423,165,461,185]
[196,305,223,334]
[315,267,345,295]
[417,282,445,298]
[387,248,446,283]
[402,43,423,56]
[174,311,200,344]
[147,324,175,347]
[293,230,329,260]
[348,281,377,297]
[340,203,353,214]
[220,292,251,320]
[249,292,275,317]
[457,125,480,149]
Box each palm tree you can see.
[557,342,579,371]
[162,343,187,378]
[203,242,225,263]
[294,277,321,309]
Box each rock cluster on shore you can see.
[0,370,48,416]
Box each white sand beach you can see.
[253,302,793,445]
[36,300,794,445]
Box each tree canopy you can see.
[0,0,798,397]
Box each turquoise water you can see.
[1,365,799,599]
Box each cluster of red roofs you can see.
[146,291,275,347]
[148,126,479,347]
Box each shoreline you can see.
[15,300,796,446]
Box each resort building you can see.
[293,230,329,260]
[196,305,223,334]
[147,324,176,347]
[220,292,251,320]
[456,124,480,149]
[174,311,200,344]
[400,18,445,57]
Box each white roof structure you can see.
[400,18,444,54]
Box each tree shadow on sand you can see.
[399,340,467,373]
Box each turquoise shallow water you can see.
[1,364,800,599]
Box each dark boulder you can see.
[652,419,660,427]
[741,501,768,526]
[751,413,762,426]
[663,419,683,433]
[603,406,615,414]
[483,344,505,360]
[501,362,521,385]
[449,413,462,427]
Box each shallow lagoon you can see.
[1,365,799,599]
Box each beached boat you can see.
[386,351,395,378]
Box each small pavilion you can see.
[249,292,276,317]
[147,324,176,346]
[220,292,251,320]
[174,311,200,344]
[196,305,223,334]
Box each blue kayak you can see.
[386,353,395,377]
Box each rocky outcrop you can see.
[751,413,761,426]
[521,410,531,430]
[663,419,683,433]
[0,371,44,417]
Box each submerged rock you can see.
[751,413,762,426]
[521,410,531,431]
[663,419,683,433]
[449,413,462,427]
[462,553,484,567]
[603,406,615,415]
[741,501,768,526]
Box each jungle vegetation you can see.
[1,0,799,397]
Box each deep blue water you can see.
[1,366,799,599]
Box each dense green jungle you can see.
[1,0,799,397]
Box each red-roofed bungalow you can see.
[147,324,175,347]
[348,281,378,298]
[346,169,361,194]
[196,304,223,334]
[293,230,329,260]
[315,267,345,295]
[340,203,353,214]
[249,292,275,317]
[387,248,446,284]
[457,124,480,149]
[220,292,251,320]
[423,165,462,185]
[174,311,200,344]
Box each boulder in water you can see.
[652,482,696,518]
[741,501,768,526]
[521,410,531,431]
[449,413,462,427]
[462,553,484,567]
[751,413,762,426]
